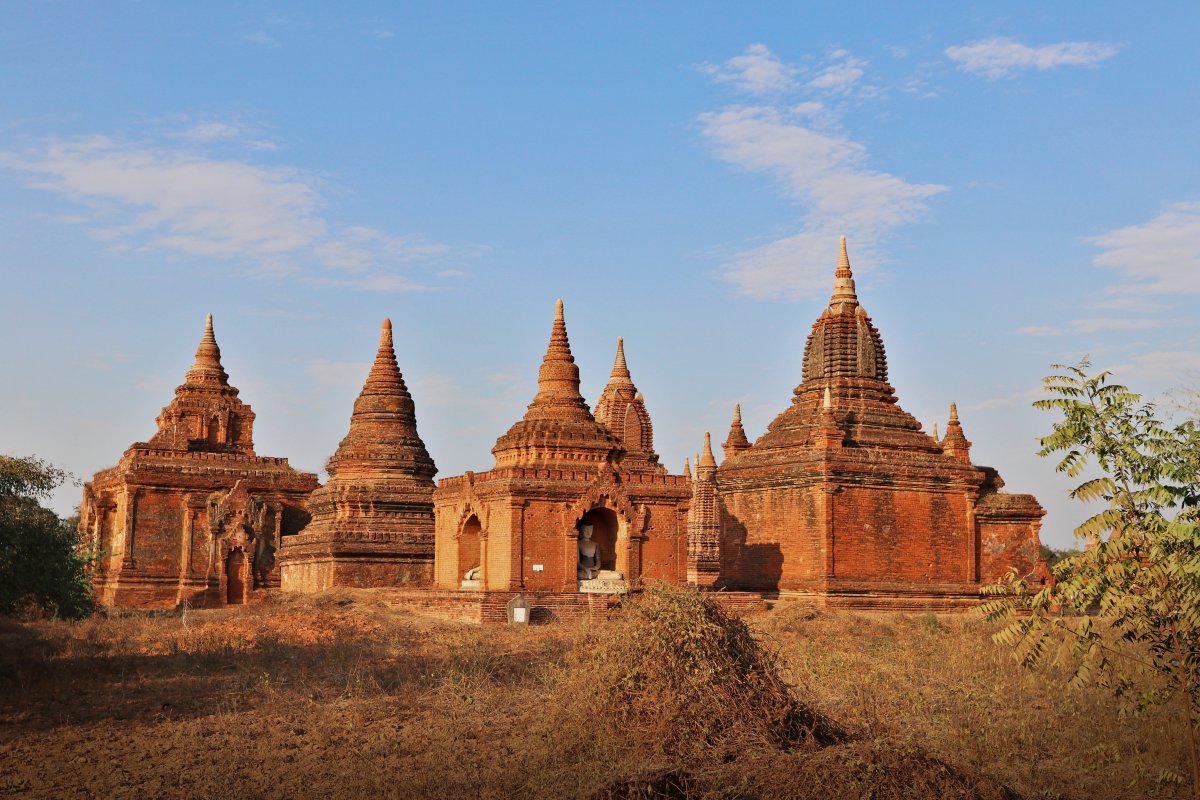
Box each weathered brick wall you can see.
[978,520,1040,582]
[831,487,970,583]
[719,486,824,591]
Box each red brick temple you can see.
[79,315,318,608]
[278,319,438,590]
[82,239,1047,617]
[705,238,1045,608]
[433,300,692,599]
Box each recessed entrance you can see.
[459,515,482,579]
[226,549,245,605]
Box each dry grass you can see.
[0,589,1187,799]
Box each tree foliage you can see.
[981,360,1200,797]
[0,454,94,619]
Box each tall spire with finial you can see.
[185,313,230,386]
[523,299,592,422]
[682,456,692,481]
[722,403,751,459]
[326,318,435,480]
[492,299,619,468]
[149,312,254,453]
[829,235,859,310]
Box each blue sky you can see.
[2,2,1198,548]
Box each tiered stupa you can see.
[434,300,691,597]
[79,315,318,608]
[710,238,1046,608]
[279,319,437,590]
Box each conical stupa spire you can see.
[185,313,230,385]
[829,235,858,308]
[682,457,692,480]
[611,337,631,382]
[932,422,939,441]
[523,299,592,422]
[327,318,434,480]
[722,403,751,458]
[941,401,972,463]
[699,432,717,469]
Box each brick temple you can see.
[432,300,692,596]
[701,238,1045,608]
[79,315,318,608]
[278,319,437,591]
[82,239,1046,615]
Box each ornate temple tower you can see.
[433,301,691,594]
[714,238,1046,608]
[279,319,438,590]
[79,315,318,608]
[594,338,665,474]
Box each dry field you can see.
[0,589,1186,800]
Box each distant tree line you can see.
[0,454,94,619]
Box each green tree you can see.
[983,360,1200,797]
[0,454,95,619]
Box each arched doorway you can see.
[581,508,619,572]
[458,515,482,585]
[226,549,245,605]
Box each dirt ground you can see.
[0,591,1187,800]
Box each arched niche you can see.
[458,514,482,586]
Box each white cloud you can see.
[700,44,798,97]
[807,54,867,93]
[1110,350,1200,387]
[1016,317,1186,337]
[1091,201,1200,293]
[699,104,945,299]
[1,132,453,288]
[945,37,1120,79]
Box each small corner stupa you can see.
[433,300,691,605]
[79,314,318,608]
[279,319,438,590]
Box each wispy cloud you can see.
[1110,350,1200,387]
[945,37,1120,79]
[699,92,944,299]
[807,50,867,93]
[700,44,798,97]
[1016,317,1186,337]
[1,128,462,290]
[1091,201,1200,294]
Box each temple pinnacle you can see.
[734,403,742,422]
[829,236,859,308]
[949,402,959,423]
[523,298,590,421]
[186,312,229,385]
[611,337,631,380]
[699,432,717,468]
[823,386,832,410]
